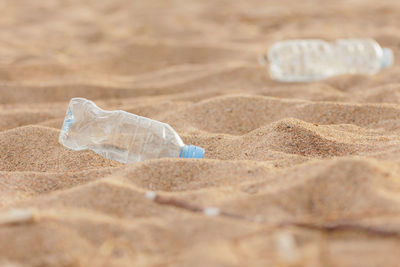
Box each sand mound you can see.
[216,159,400,219]
[0,110,57,131]
[0,168,122,207]
[0,126,121,172]
[116,159,274,191]
[163,95,400,135]
[0,222,95,266]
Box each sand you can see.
[1,0,400,266]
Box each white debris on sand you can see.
[145,191,157,200]
[203,207,220,217]
[0,209,37,226]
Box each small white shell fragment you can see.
[145,191,157,200]
[203,207,220,217]
[0,209,37,226]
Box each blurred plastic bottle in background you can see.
[59,98,204,163]
[262,39,394,82]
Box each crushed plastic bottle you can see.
[263,39,394,82]
[59,98,204,163]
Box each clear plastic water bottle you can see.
[59,98,204,163]
[264,39,394,82]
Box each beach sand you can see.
[2,0,400,266]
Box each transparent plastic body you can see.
[59,98,204,163]
[266,39,394,82]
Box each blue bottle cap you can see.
[179,145,205,159]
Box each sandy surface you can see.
[2,0,400,266]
